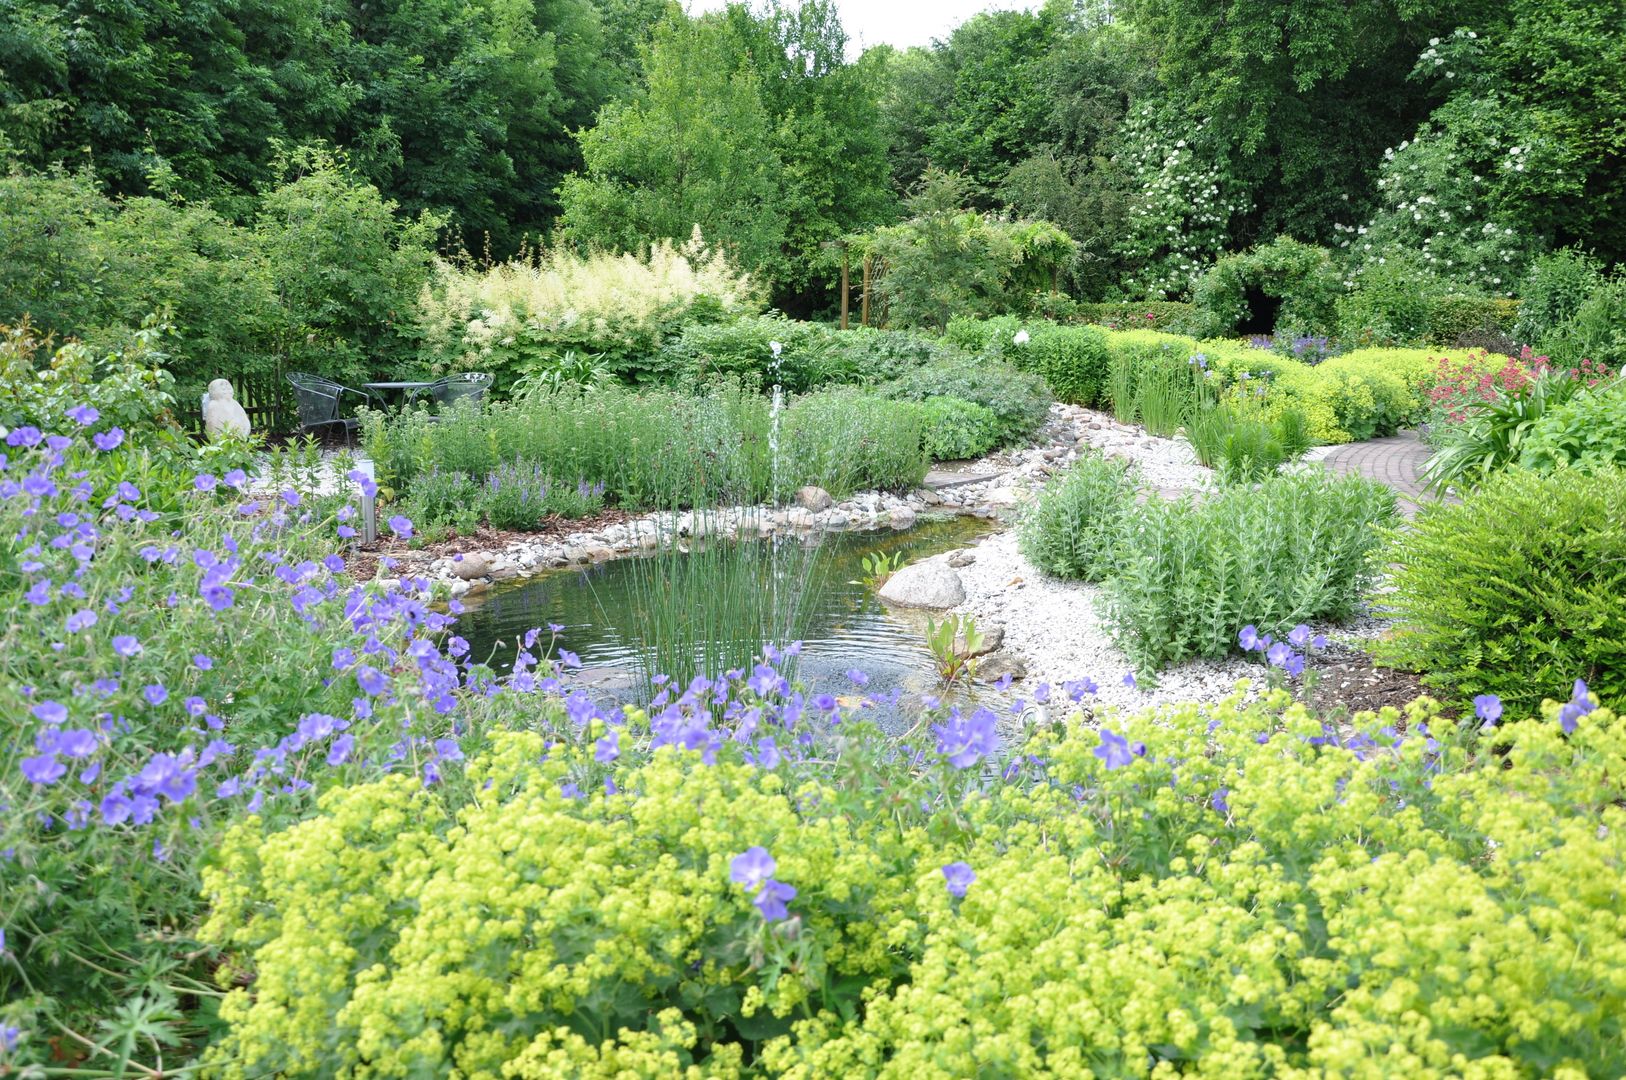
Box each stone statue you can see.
[202,378,252,440]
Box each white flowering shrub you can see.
[1334,31,1557,300]
[1112,104,1251,300]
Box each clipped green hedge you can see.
[1072,300,1194,332]
[880,355,1051,448]
[1377,466,1626,713]
[655,316,960,393]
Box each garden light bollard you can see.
[357,460,378,544]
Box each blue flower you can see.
[142,684,168,706]
[1557,679,1594,735]
[20,755,66,785]
[1211,787,1230,815]
[753,879,796,922]
[66,403,100,425]
[1473,693,1502,728]
[93,427,125,451]
[933,707,997,769]
[1266,642,1292,668]
[112,634,142,657]
[941,861,975,898]
[1238,625,1260,651]
[30,700,67,724]
[1093,728,1133,770]
[387,514,414,538]
[594,732,620,764]
[1288,624,1311,647]
[730,846,776,891]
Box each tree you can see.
[715,0,896,312]
[557,15,785,276]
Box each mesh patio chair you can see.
[286,373,376,443]
[413,372,493,412]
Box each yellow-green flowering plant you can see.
[200,674,1625,1079]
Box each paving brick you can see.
[1318,430,1440,518]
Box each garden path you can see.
[1318,430,1434,516]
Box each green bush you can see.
[880,356,1051,448]
[1519,378,1626,472]
[1376,467,1626,713]
[911,396,1003,460]
[1425,294,1519,349]
[1105,473,1397,675]
[1541,273,1626,369]
[1008,323,1113,406]
[1018,453,1138,580]
[1071,300,1193,332]
[200,683,1626,1078]
[656,317,959,394]
[1185,394,1310,484]
[1187,237,1343,339]
[1335,257,1444,347]
[1516,247,1606,346]
[1421,368,1593,493]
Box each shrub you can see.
[200,679,1626,1079]
[1335,257,1444,347]
[1185,393,1310,484]
[1018,454,1138,580]
[1186,237,1343,339]
[1542,272,1626,369]
[1006,323,1113,406]
[911,396,1003,460]
[1071,300,1193,332]
[880,357,1051,448]
[1105,472,1397,675]
[1425,294,1519,349]
[1519,378,1626,472]
[1376,467,1626,713]
[655,317,959,394]
[417,234,762,388]
[1516,246,1605,346]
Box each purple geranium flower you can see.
[1557,679,1594,735]
[1211,787,1230,815]
[1093,728,1133,771]
[753,879,796,922]
[93,428,125,451]
[112,634,142,658]
[1473,694,1502,728]
[21,755,66,785]
[66,404,100,426]
[31,700,67,725]
[1238,625,1260,651]
[387,515,413,538]
[941,861,976,898]
[730,846,776,891]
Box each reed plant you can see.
[616,505,828,697]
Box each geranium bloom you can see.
[941,861,976,897]
[730,846,776,890]
[1094,728,1133,770]
[93,428,125,451]
[1473,694,1502,727]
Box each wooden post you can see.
[860,255,871,328]
[839,244,850,330]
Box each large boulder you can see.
[795,486,833,511]
[877,560,964,609]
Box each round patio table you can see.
[361,380,436,405]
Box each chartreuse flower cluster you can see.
[202,682,1625,1078]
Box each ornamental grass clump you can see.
[1376,466,1626,714]
[1105,472,1396,675]
[199,675,1626,1078]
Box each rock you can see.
[489,564,520,581]
[821,511,850,529]
[984,487,1022,509]
[587,546,616,562]
[447,578,472,598]
[201,378,252,440]
[562,545,591,565]
[574,667,639,692]
[915,488,944,506]
[783,507,816,529]
[888,506,917,530]
[449,552,490,580]
[877,561,964,609]
[795,486,833,511]
[976,651,1027,683]
[955,622,1002,658]
[946,550,976,568]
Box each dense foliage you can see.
[1377,467,1626,713]
[198,678,1626,1077]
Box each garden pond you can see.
[454,514,1007,731]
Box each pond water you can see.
[453,514,1004,730]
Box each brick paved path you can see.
[1320,429,1436,516]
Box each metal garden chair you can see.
[412,372,493,412]
[286,373,377,443]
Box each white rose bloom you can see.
[1013,330,1030,345]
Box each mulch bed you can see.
[1303,648,1440,721]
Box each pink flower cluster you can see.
[1427,347,1613,424]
